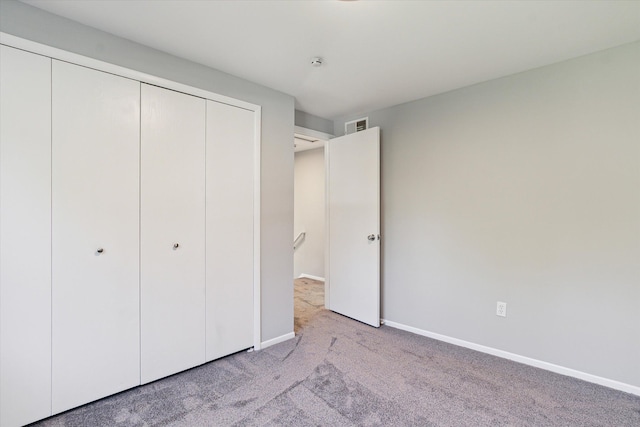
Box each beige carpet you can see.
[294,277,325,333]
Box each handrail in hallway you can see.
[293,231,306,250]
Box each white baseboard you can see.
[261,332,295,349]
[297,273,325,282]
[382,319,640,397]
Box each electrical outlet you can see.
[496,301,507,317]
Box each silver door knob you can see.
[96,248,104,254]
[173,243,180,249]
[367,234,376,241]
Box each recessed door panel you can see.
[141,84,206,383]
[0,45,52,427]
[326,127,380,327]
[51,60,140,413]
[206,101,254,361]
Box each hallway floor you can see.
[294,277,324,333]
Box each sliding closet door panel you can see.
[141,84,206,384]
[0,45,52,427]
[51,60,140,414]
[206,101,254,361]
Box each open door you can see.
[325,127,380,327]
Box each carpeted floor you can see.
[33,284,639,426]
[294,277,325,333]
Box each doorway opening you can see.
[293,126,331,333]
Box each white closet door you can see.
[140,84,206,383]
[0,45,52,427]
[205,101,255,361]
[51,60,140,414]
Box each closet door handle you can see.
[96,248,104,254]
[367,234,376,242]
[173,243,180,250]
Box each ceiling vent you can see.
[345,117,368,135]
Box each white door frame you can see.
[293,126,333,304]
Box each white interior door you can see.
[0,45,52,427]
[51,60,140,413]
[205,101,255,361]
[326,127,380,327]
[140,84,206,384]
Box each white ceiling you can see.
[23,0,640,120]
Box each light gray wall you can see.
[0,0,295,342]
[335,42,640,387]
[295,110,334,135]
[294,148,325,279]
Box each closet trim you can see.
[0,33,259,112]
